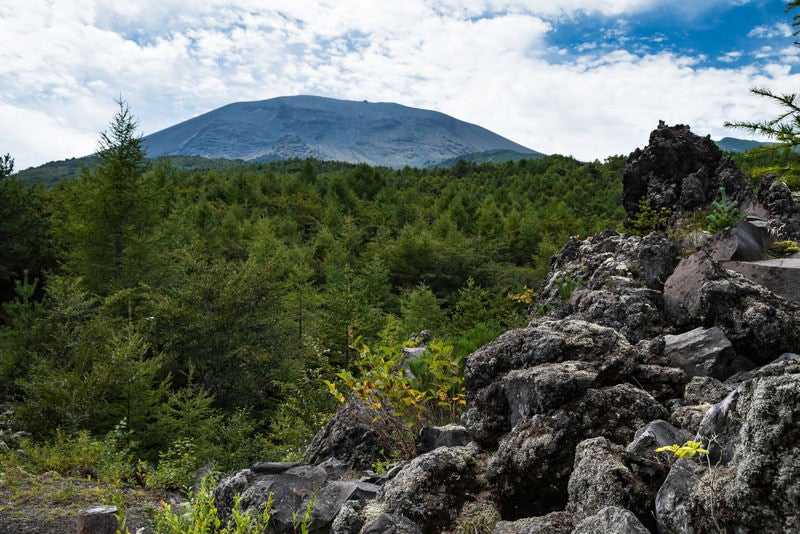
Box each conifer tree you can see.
[54,100,155,294]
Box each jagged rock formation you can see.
[621,121,754,224]
[214,123,800,533]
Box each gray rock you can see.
[535,231,678,342]
[463,319,642,447]
[657,364,800,532]
[663,326,737,379]
[706,220,768,262]
[725,254,800,303]
[361,513,422,534]
[416,424,470,454]
[492,511,573,534]
[682,376,732,405]
[378,444,487,533]
[626,419,692,461]
[572,506,651,534]
[567,437,650,525]
[663,249,800,364]
[654,458,705,533]
[213,464,379,533]
[621,122,753,221]
[757,173,800,240]
[305,395,394,471]
[487,383,667,518]
[663,250,725,326]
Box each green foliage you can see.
[628,196,671,235]
[50,100,159,294]
[0,156,49,289]
[706,188,744,234]
[399,283,446,339]
[655,440,710,459]
[3,102,629,484]
[326,340,466,459]
[152,473,274,534]
[144,438,199,494]
[556,274,583,301]
[768,239,800,256]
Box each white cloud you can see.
[0,0,797,169]
[748,22,792,39]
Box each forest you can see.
[4,102,787,494]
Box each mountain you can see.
[142,95,544,169]
[714,136,775,153]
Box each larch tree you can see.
[54,100,155,294]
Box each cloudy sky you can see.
[3,0,800,170]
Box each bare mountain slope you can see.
[142,95,543,168]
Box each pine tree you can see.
[53,100,155,294]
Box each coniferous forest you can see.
[1,102,629,490]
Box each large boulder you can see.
[663,326,738,380]
[757,173,800,240]
[213,462,380,533]
[463,319,644,446]
[572,506,650,534]
[622,122,753,222]
[536,231,679,342]
[656,362,800,532]
[305,396,393,471]
[493,512,573,534]
[566,437,652,527]
[377,444,488,534]
[663,249,800,363]
[486,383,666,518]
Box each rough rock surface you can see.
[566,437,651,526]
[305,396,393,471]
[463,319,644,446]
[492,511,573,534]
[213,462,380,533]
[536,230,679,342]
[664,249,800,364]
[658,363,800,532]
[757,173,800,240]
[572,506,651,534]
[663,326,737,380]
[377,444,487,534]
[415,424,471,455]
[621,122,753,221]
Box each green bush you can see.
[152,473,274,534]
[706,188,744,234]
[325,340,465,460]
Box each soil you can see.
[0,470,168,533]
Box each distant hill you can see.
[714,137,775,153]
[141,95,544,169]
[435,149,544,167]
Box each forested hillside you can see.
[1,104,627,490]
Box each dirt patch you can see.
[0,470,167,533]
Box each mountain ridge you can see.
[141,95,544,169]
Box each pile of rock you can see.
[213,123,800,533]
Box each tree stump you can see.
[77,505,119,534]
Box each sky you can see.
[3,0,800,170]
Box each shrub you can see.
[628,196,671,235]
[768,240,800,256]
[706,188,744,233]
[325,340,466,459]
[152,473,274,534]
